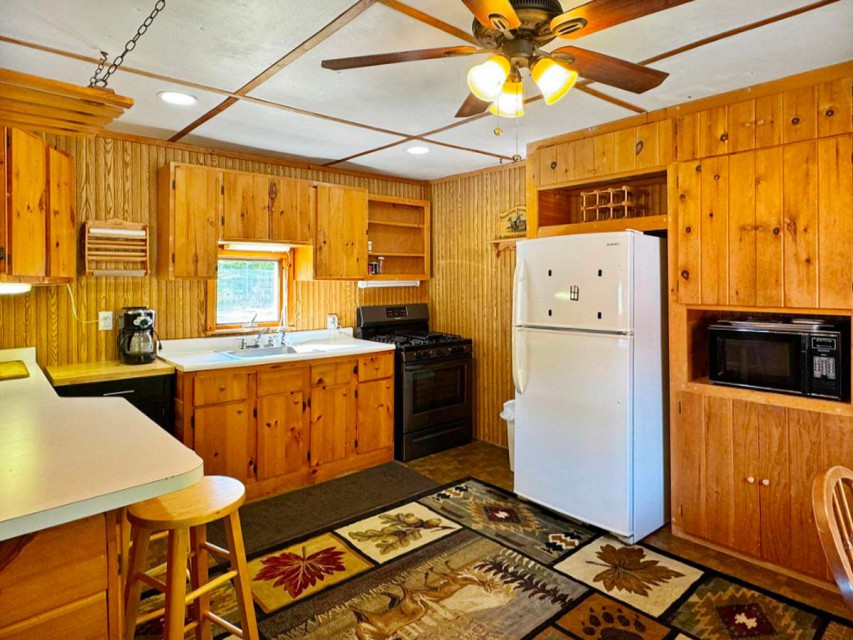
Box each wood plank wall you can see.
[0,134,427,366]
[430,164,526,447]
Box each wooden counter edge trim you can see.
[44,360,176,387]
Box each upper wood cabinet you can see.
[676,78,853,161]
[0,127,76,283]
[223,172,270,241]
[157,163,222,279]
[270,177,313,244]
[308,183,368,280]
[672,134,852,309]
[537,120,673,188]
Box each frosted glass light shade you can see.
[489,80,524,118]
[466,55,511,102]
[532,58,578,105]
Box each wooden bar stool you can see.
[124,476,259,640]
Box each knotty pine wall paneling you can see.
[429,164,525,447]
[0,134,426,367]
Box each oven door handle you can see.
[512,327,528,395]
[404,355,471,373]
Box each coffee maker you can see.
[118,307,158,365]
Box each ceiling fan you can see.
[321,0,692,118]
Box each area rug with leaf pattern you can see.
[134,477,853,640]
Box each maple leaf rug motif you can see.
[554,536,703,616]
[248,532,373,614]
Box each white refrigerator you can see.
[512,231,666,543]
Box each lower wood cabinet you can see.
[671,390,853,581]
[0,513,118,639]
[177,353,394,499]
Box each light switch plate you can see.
[98,311,113,331]
[326,314,339,330]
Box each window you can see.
[206,251,290,331]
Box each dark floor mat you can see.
[207,462,438,555]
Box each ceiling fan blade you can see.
[553,46,668,94]
[456,92,491,118]
[551,0,694,39]
[461,0,521,31]
[322,46,479,71]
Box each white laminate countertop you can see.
[0,348,203,541]
[158,329,395,372]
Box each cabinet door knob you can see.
[746,476,755,484]
[550,161,558,170]
[761,479,770,486]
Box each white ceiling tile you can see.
[0,41,226,139]
[0,0,359,90]
[338,141,500,180]
[583,1,853,112]
[427,87,634,156]
[182,99,403,164]
[250,3,482,135]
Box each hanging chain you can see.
[88,0,166,88]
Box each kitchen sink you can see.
[219,345,297,359]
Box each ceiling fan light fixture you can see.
[466,55,511,102]
[489,79,524,118]
[532,58,578,105]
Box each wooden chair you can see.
[123,476,259,640]
[813,465,853,611]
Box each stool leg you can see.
[123,526,152,640]
[190,525,212,640]
[224,510,259,640]
[164,527,190,640]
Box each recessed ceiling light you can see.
[157,91,198,106]
[407,146,430,155]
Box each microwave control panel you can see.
[810,335,840,383]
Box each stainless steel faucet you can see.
[253,327,269,347]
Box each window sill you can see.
[204,325,282,337]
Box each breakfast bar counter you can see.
[0,347,202,541]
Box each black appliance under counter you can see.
[47,363,176,433]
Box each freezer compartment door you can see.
[514,327,633,536]
[515,234,633,333]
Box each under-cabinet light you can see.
[222,242,291,253]
[0,283,32,295]
[357,280,421,289]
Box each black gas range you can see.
[356,304,473,462]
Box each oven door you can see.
[709,328,806,394]
[401,355,472,433]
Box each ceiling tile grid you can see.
[1,0,851,179]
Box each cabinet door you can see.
[224,172,270,241]
[172,165,221,279]
[356,378,393,455]
[46,146,76,279]
[257,390,308,480]
[782,141,818,308]
[194,400,253,481]
[671,392,705,538]
[314,184,367,279]
[309,383,356,466]
[817,135,853,309]
[7,128,47,277]
[674,161,701,304]
[270,177,312,244]
[755,404,790,566]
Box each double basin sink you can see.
[219,342,352,360]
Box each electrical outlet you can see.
[326,314,339,330]
[98,311,113,331]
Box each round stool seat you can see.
[128,475,246,531]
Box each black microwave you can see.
[708,319,849,401]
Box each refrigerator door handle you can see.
[512,258,527,326]
[512,327,528,394]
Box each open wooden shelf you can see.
[369,251,424,258]
[487,238,522,255]
[680,378,853,417]
[537,214,668,238]
[368,220,424,229]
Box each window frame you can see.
[205,249,294,333]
